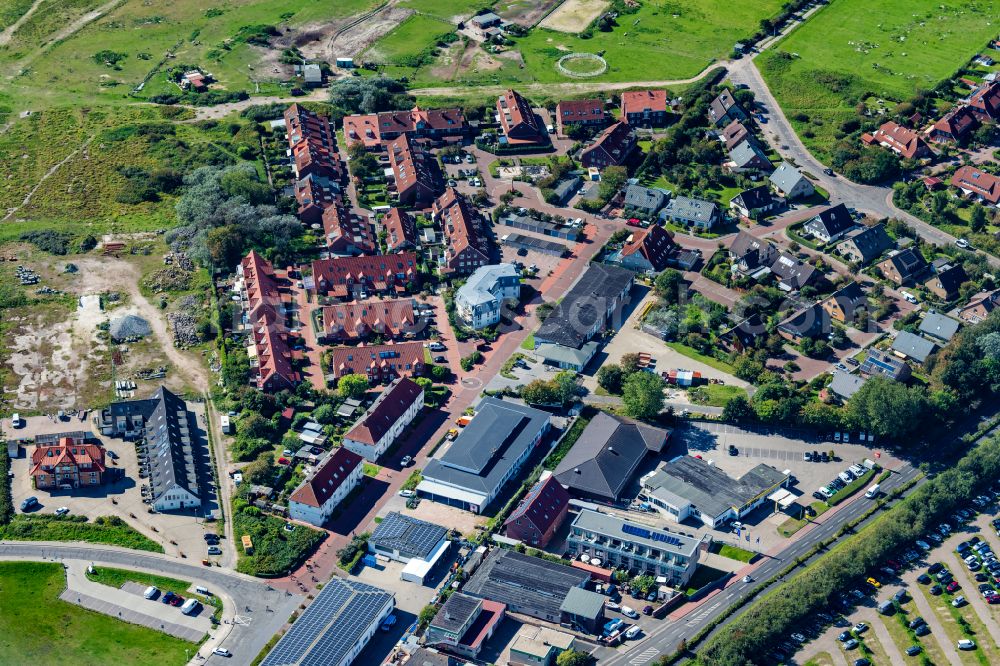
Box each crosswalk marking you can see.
[629,648,660,665]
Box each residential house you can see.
[328,341,425,384]
[821,282,868,324]
[862,121,931,159]
[829,370,867,401]
[455,263,521,329]
[382,207,418,252]
[721,120,751,150]
[553,411,669,502]
[320,298,417,342]
[890,330,936,364]
[730,185,778,219]
[559,587,607,635]
[620,89,668,127]
[293,172,339,225]
[661,196,720,230]
[804,204,856,243]
[284,103,340,181]
[929,106,979,143]
[836,224,893,265]
[342,378,424,461]
[322,203,377,256]
[343,106,467,149]
[612,223,677,273]
[555,99,607,135]
[288,447,364,527]
[727,138,772,173]
[959,289,1000,324]
[641,455,788,529]
[567,509,702,587]
[503,474,570,547]
[311,253,419,299]
[925,263,968,301]
[533,263,634,351]
[550,176,582,205]
[919,312,960,343]
[769,162,815,200]
[777,303,830,342]
[622,184,670,217]
[435,188,492,274]
[729,230,779,279]
[387,133,443,208]
[708,90,748,126]
[968,81,1000,122]
[30,438,106,490]
[497,89,546,146]
[877,248,928,286]
[580,121,637,168]
[424,593,505,659]
[240,251,299,391]
[469,11,503,38]
[860,349,912,381]
[951,165,1000,205]
[770,253,817,292]
[418,398,551,513]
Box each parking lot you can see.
[4,414,216,558]
[794,496,1000,666]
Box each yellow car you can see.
[867,577,881,588]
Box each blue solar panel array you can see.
[622,522,683,547]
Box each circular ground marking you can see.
[461,377,483,389]
[555,52,608,78]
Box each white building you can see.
[342,378,424,461]
[368,512,451,584]
[454,263,520,329]
[288,447,363,527]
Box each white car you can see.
[916,540,931,550]
[398,490,415,498]
[958,639,976,650]
[54,507,70,517]
[212,648,232,657]
[625,626,642,640]
[621,606,639,619]
[606,601,620,611]
[952,595,966,607]
[143,586,159,599]
[742,575,753,584]
[956,238,970,249]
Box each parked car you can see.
[399,489,414,498]
[54,507,69,517]
[606,601,620,611]
[625,626,642,640]
[161,591,176,604]
[915,624,931,636]
[952,595,966,607]
[853,622,868,635]
[143,586,159,600]
[207,546,222,555]
[844,638,859,650]
[908,616,925,629]
[212,648,232,657]
[621,606,639,619]
[380,614,397,631]
[905,646,922,657]
[642,605,653,615]
[19,497,38,512]
[958,639,976,650]
[400,455,413,467]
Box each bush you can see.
[233,503,323,576]
[0,515,162,552]
[19,230,73,255]
[0,449,12,525]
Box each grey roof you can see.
[463,549,589,619]
[535,263,633,348]
[554,411,668,501]
[559,586,606,619]
[860,349,912,380]
[503,232,568,255]
[731,185,774,211]
[891,330,936,363]
[729,139,769,168]
[456,263,519,307]
[570,509,700,558]
[430,593,481,634]
[624,184,670,212]
[730,230,779,273]
[806,204,855,239]
[879,248,928,281]
[829,370,866,399]
[552,176,581,202]
[662,196,718,224]
[261,578,393,666]
[769,161,808,193]
[644,455,787,520]
[471,11,501,24]
[839,224,893,263]
[535,341,599,368]
[770,253,816,290]
[919,312,960,342]
[422,398,550,495]
[403,648,461,666]
[369,511,447,560]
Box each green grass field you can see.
[399,0,484,21]
[363,13,454,67]
[0,515,164,552]
[0,561,191,664]
[760,0,999,159]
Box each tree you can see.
[553,371,579,405]
[654,269,685,305]
[243,452,275,485]
[328,76,413,116]
[429,365,450,381]
[238,412,275,440]
[970,204,988,233]
[722,395,754,422]
[312,403,337,425]
[598,166,628,201]
[418,604,438,627]
[620,352,642,375]
[597,364,625,394]
[846,376,931,441]
[631,574,656,594]
[337,374,369,399]
[622,372,666,420]
[556,649,591,666]
[521,379,560,405]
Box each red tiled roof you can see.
[242,250,281,318]
[343,106,466,148]
[930,105,978,141]
[242,250,298,390]
[870,121,931,159]
[504,475,570,537]
[321,298,416,340]
[322,202,377,255]
[311,253,419,298]
[30,438,106,478]
[382,208,417,252]
[294,174,339,223]
[344,378,424,445]
[951,165,1000,204]
[556,99,606,125]
[284,104,340,180]
[580,121,637,168]
[620,223,676,271]
[328,341,425,380]
[497,89,545,144]
[387,133,441,207]
[289,447,362,508]
[969,81,1000,120]
[621,89,667,117]
[435,188,490,272]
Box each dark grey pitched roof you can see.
[731,185,774,211]
[880,248,928,280]
[535,263,634,348]
[777,303,830,338]
[645,455,786,519]
[463,549,589,619]
[770,253,816,290]
[623,184,669,211]
[559,586,606,619]
[806,203,855,238]
[928,263,968,295]
[422,398,549,495]
[430,593,481,634]
[730,231,779,273]
[830,370,866,399]
[553,411,668,500]
[891,330,936,363]
[369,511,447,560]
[839,224,893,263]
[729,139,769,168]
[918,312,960,342]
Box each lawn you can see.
[0,515,163,552]
[665,342,738,375]
[826,468,876,506]
[760,0,1000,159]
[0,561,192,663]
[708,542,757,563]
[363,13,454,67]
[688,383,746,407]
[777,501,829,538]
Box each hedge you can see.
[0,449,12,525]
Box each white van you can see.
[180,598,201,615]
[11,413,22,428]
[194,586,210,596]
[865,484,881,499]
[838,471,853,484]
[143,586,158,599]
[900,291,918,304]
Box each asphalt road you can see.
[0,542,304,665]
[600,463,923,666]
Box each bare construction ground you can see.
[538,0,609,32]
[293,2,415,63]
[497,0,566,27]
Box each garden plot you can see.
[538,0,609,33]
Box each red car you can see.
[988,594,1000,604]
[947,581,961,593]
[277,457,290,466]
[626,218,641,227]
[170,595,184,607]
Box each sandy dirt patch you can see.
[538,0,609,33]
[498,0,566,27]
[295,3,415,62]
